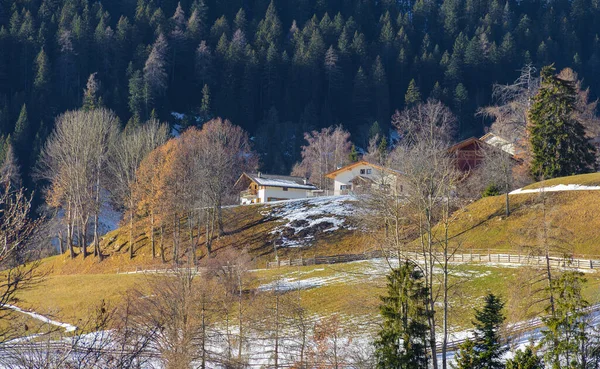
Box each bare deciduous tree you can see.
[292,125,352,191]
[109,119,168,259]
[38,109,119,259]
[391,99,460,369]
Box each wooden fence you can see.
[267,249,600,270]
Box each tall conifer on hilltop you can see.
[528,65,596,179]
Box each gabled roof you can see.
[234,172,318,190]
[447,134,517,157]
[325,160,403,179]
[447,137,482,153]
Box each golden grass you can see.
[446,190,600,256]
[523,172,600,189]
[14,274,145,325]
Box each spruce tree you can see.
[453,339,478,369]
[349,144,359,162]
[540,271,589,368]
[83,72,102,111]
[505,346,543,369]
[375,261,430,369]
[199,84,211,123]
[453,293,506,369]
[472,294,507,369]
[529,65,596,179]
[13,104,30,147]
[404,79,421,107]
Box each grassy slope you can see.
[448,190,600,256]
[14,173,600,336]
[523,172,600,189]
[38,198,365,276]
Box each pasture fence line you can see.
[266,249,600,270]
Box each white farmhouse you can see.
[234,173,319,205]
[325,160,406,196]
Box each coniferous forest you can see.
[2,0,600,179]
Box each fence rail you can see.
[267,249,600,270]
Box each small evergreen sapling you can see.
[453,293,507,369]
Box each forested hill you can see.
[1,0,600,175]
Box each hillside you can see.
[448,173,600,256]
[10,174,600,346]
[40,173,600,276]
[39,196,365,275]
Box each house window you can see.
[360,169,365,174]
[360,168,373,175]
[366,169,372,174]
[340,185,350,190]
[282,187,288,191]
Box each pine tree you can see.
[505,346,543,369]
[372,56,390,130]
[349,144,359,162]
[374,261,430,369]
[404,79,421,107]
[472,294,507,369]
[34,47,50,92]
[83,72,102,110]
[529,65,596,179]
[453,339,478,369]
[128,69,145,119]
[13,104,30,147]
[199,84,211,122]
[541,271,589,368]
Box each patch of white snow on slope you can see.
[258,276,342,292]
[510,184,600,195]
[267,196,356,247]
[4,304,77,333]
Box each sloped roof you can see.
[325,160,403,179]
[447,137,482,153]
[235,173,318,190]
[480,133,516,155]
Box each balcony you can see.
[240,189,258,198]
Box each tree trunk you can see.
[67,207,74,259]
[150,213,156,259]
[201,298,206,369]
[238,273,244,360]
[94,159,102,259]
[80,217,88,259]
[129,209,135,259]
[160,223,166,263]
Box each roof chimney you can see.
[257,172,262,178]
[303,178,308,185]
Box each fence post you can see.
[591,260,594,269]
[508,254,510,263]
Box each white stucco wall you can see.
[259,187,309,202]
[332,164,400,195]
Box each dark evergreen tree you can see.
[82,72,102,111]
[541,271,589,369]
[404,79,421,107]
[453,293,506,369]
[374,261,430,369]
[505,346,543,369]
[472,294,507,369]
[529,65,597,179]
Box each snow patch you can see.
[267,196,356,247]
[510,184,600,195]
[4,304,77,333]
